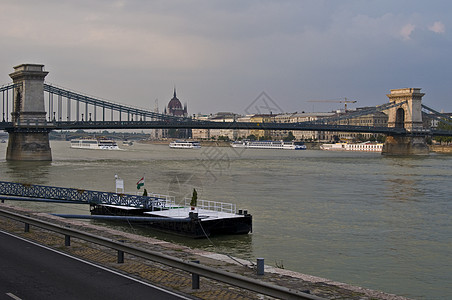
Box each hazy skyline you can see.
[1,1,451,115]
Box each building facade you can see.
[272,112,335,141]
[163,88,190,138]
[189,108,391,142]
[332,108,388,142]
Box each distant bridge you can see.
[1,64,452,159]
[1,82,450,135]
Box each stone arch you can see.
[395,107,405,128]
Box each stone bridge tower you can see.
[6,64,52,160]
[382,88,429,155]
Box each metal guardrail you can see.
[183,198,237,214]
[0,208,324,300]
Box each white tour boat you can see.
[231,140,306,150]
[169,140,201,149]
[320,141,383,152]
[70,138,120,150]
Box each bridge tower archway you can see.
[382,88,429,155]
[395,107,405,128]
[6,64,52,160]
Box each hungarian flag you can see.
[136,177,145,190]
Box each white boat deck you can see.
[98,196,245,222]
[144,207,243,221]
[102,204,142,210]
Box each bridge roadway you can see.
[0,230,187,300]
[3,119,450,136]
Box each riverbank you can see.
[430,144,452,153]
[0,204,409,300]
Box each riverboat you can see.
[320,141,383,152]
[122,140,133,146]
[70,138,120,150]
[169,140,201,149]
[231,140,306,150]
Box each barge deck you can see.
[90,198,252,238]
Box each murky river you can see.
[0,141,450,299]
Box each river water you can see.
[0,141,450,299]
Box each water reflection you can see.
[166,171,205,202]
[93,219,254,260]
[3,161,52,184]
[384,178,422,201]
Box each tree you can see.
[259,135,272,141]
[246,134,257,140]
[190,188,198,208]
[376,135,386,143]
[283,131,295,141]
[354,134,366,142]
[218,135,230,141]
[168,129,177,137]
[435,119,452,144]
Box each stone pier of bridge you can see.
[382,88,429,155]
[6,64,52,160]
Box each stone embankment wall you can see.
[430,145,452,153]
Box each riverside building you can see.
[162,88,190,139]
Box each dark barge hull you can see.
[90,204,252,239]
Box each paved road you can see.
[0,231,189,300]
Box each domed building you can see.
[165,88,187,117]
[163,88,190,138]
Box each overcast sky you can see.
[0,0,450,115]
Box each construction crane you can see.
[307,97,357,112]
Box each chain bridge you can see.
[1,63,451,160]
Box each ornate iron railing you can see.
[0,181,165,209]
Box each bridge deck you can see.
[1,81,451,136]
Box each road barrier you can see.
[0,208,324,300]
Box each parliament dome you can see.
[166,88,187,117]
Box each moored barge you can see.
[0,180,251,239]
[90,197,252,238]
